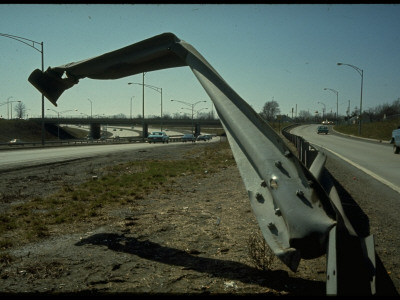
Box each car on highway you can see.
[8,138,25,145]
[196,134,212,141]
[147,131,169,144]
[317,125,329,134]
[391,126,400,154]
[181,133,196,143]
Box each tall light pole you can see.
[47,108,77,139]
[181,107,209,118]
[171,100,207,134]
[1,99,20,119]
[143,73,145,133]
[128,81,163,131]
[6,96,13,119]
[87,98,93,118]
[130,96,134,119]
[9,99,21,120]
[318,101,326,120]
[323,88,339,124]
[128,73,146,139]
[195,107,209,118]
[337,62,364,135]
[2,97,21,119]
[0,33,45,145]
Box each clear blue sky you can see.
[1,4,400,120]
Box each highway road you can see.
[68,124,185,139]
[0,127,217,172]
[290,124,400,194]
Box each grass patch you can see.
[334,117,400,141]
[0,141,235,251]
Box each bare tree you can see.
[259,100,280,121]
[298,110,313,122]
[14,102,26,119]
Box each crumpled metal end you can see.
[28,68,76,107]
[276,247,302,272]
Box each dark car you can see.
[196,134,212,141]
[147,131,169,143]
[182,133,196,142]
[317,125,329,134]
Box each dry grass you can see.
[334,117,400,140]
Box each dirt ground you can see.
[0,139,399,296]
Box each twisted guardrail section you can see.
[27,32,376,295]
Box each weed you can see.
[247,230,275,271]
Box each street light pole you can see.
[323,88,339,124]
[337,62,364,135]
[6,96,13,119]
[171,100,207,134]
[10,100,21,120]
[143,73,145,133]
[0,33,45,145]
[1,99,21,119]
[87,98,93,118]
[128,81,163,131]
[182,107,209,119]
[318,101,326,120]
[130,96,134,119]
[128,73,147,140]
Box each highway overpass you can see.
[29,117,222,127]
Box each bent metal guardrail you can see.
[27,32,376,295]
[0,136,192,149]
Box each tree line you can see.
[259,98,400,123]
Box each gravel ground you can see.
[0,138,399,296]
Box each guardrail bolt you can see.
[268,222,276,230]
[270,179,278,189]
[274,208,281,216]
[284,150,292,157]
[255,193,263,201]
[261,180,267,187]
[296,190,304,197]
[274,160,282,168]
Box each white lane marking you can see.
[312,142,400,195]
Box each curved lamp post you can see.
[128,82,163,131]
[318,101,326,120]
[9,99,21,120]
[0,97,21,119]
[182,107,209,118]
[323,88,339,124]
[127,73,146,139]
[171,99,207,134]
[0,33,45,145]
[195,107,209,118]
[47,108,77,139]
[337,62,363,135]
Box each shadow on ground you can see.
[76,232,325,296]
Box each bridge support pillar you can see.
[143,123,148,138]
[90,123,101,139]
